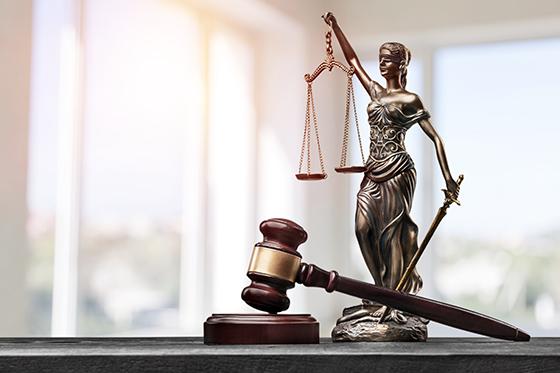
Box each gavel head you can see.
[241,218,307,314]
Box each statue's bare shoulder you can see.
[399,91,427,116]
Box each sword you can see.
[379,174,464,322]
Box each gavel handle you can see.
[297,263,530,342]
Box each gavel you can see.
[241,218,530,342]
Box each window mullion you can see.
[51,0,85,337]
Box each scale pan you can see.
[295,173,327,181]
[334,166,366,174]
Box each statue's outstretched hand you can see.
[446,179,460,197]
[445,174,464,205]
[322,12,336,26]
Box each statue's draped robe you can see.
[355,83,430,295]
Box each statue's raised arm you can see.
[323,12,384,96]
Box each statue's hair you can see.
[379,42,411,88]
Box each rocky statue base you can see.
[332,304,428,342]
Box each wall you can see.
[0,0,33,335]
[328,0,560,48]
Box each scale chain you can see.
[326,29,333,59]
[350,77,366,164]
[339,70,365,168]
[340,75,351,167]
[298,84,312,174]
[307,86,312,173]
[309,84,326,174]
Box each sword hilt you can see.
[443,174,464,207]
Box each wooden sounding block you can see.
[204,314,319,345]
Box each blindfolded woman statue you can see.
[323,12,460,342]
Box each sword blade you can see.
[379,174,464,321]
[395,205,448,290]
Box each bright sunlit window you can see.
[77,0,197,335]
[207,27,256,313]
[27,0,260,336]
[433,38,560,336]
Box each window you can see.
[28,1,558,338]
[28,0,265,336]
[77,0,197,335]
[207,28,256,313]
[433,38,560,336]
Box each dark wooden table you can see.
[0,337,558,372]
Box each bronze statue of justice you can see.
[203,13,528,344]
[297,11,463,341]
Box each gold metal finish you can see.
[247,245,302,283]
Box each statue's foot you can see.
[362,298,382,308]
[349,314,377,326]
[371,306,408,324]
[372,306,387,318]
[340,306,406,326]
[337,308,372,324]
[336,302,382,324]
[386,309,407,324]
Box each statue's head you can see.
[379,42,411,88]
